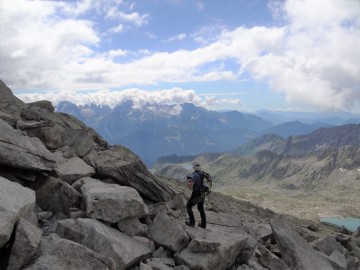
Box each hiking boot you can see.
[185,221,195,227]
[198,223,206,229]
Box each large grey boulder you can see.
[53,155,95,184]
[236,236,257,264]
[0,80,25,117]
[256,245,290,270]
[117,217,148,236]
[0,176,35,247]
[245,223,273,242]
[94,146,173,202]
[35,176,82,216]
[20,105,108,154]
[56,218,153,270]
[27,100,55,113]
[80,178,148,223]
[311,235,346,256]
[0,119,56,171]
[187,237,221,252]
[0,111,18,127]
[270,218,335,270]
[7,218,43,270]
[24,234,116,270]
[328,250,347,270]
[148,211,190,252]
[175,227,249,270]
[61,128,95,157]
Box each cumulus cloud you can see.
[1,0,359,112]
[16,87,243,110]
[250,0,360,111]
[105,8,149,26]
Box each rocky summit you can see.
[0,79,359,270]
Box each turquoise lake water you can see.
[320,217,360,232]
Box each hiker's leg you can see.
[197,200,206,227]
[186,197,196,225]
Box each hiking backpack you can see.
[199,171,212,201]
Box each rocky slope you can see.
[1,80,359,270]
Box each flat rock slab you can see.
[24,234,116,270]
[54,155,95,184]
[175,227,249,270]
[56,218,153,270]
[188,237,221,252]
[0,176,35,247]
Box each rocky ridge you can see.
[0,80,359,270]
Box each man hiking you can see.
[185,162,212,229]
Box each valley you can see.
[152,124,360,224]
[215,182,360,222]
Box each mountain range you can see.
[253,109,360,125]
[56,101,359,166]
[152,123,360,194]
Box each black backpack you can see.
[199,171,212,200]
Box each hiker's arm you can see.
[204,172,212,182]
[186,174,194,190]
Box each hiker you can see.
[185,162,212,229]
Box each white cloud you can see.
[102,49,128,59]
[1,0,360,112]
[248,0,360,111]
[205,96,242,106]
[166,33,187,42]
[106,8,149,26]
[16,87,234,109]
[60,0,93,16]
[283,0,360,29]
[110,24,124,33]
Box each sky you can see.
[1,0,360,113]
